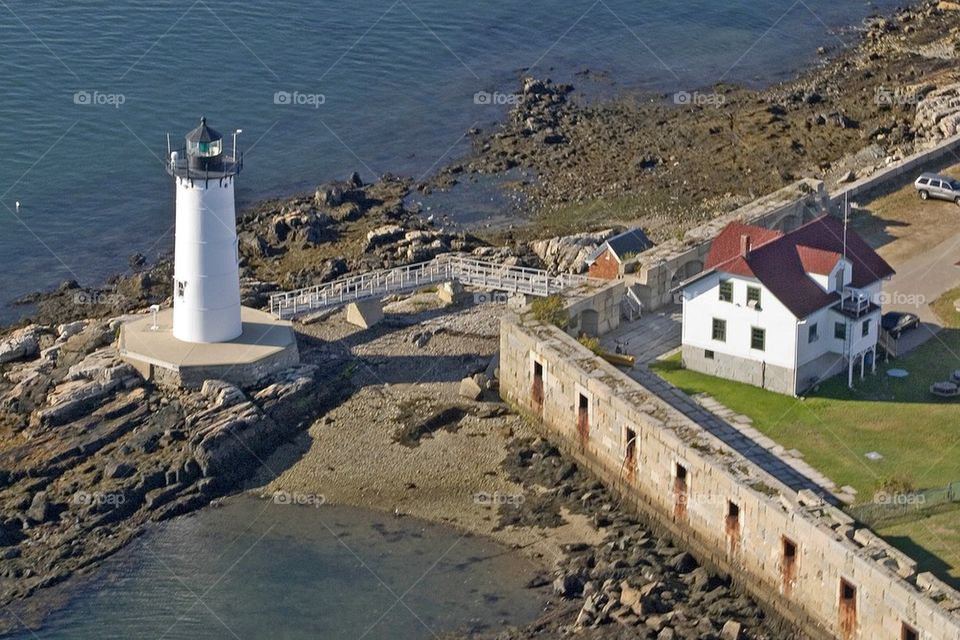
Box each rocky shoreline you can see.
[254,298,792,639]
[2,2,958,636]
[427,1,960,242]
[0,318,341,633]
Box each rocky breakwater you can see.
[487,437,796,640]
[529,229,617,274]
[0,319,338,631]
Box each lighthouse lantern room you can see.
[167,117,243,343]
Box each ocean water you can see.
[7,497,545,639]
[0,0,902,322]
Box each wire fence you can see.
[846,481,960,528]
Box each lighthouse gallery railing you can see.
[269,254,592,319]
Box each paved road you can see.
[881,226,960,354]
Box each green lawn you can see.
[878,510,960,585]
[933,285,960,329]
[650,330,960,586]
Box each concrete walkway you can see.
[600,304,682,363]
[627,365,840,501]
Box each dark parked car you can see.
[881,311,921,338]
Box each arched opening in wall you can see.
[725,501,740,554]
[781,536,798,595]
[901,623,919,640]
[532,360,544,412]
[673,463,688,520]
[579,309,600,337]
[669,260,704,290]
[838,578,857,640]
[577,393,590,450]
[623,427,637,482]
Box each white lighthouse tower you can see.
[167,117,243,343]
[118,118,298,388]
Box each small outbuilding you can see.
[586,228,653,280]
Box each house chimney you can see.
[740,234,751,258]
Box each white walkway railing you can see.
[269,253,592,319]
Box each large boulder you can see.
[458,376,483,401]
[529,229,616,274]
[365,225,405,251]
[0,326,40,364]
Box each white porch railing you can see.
[268,253,593,319]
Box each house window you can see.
[719,280,733,302]
[712,318,727,342]
[176,280,186,299]
[704,349,715,360]
[901,623,919,640]
[862,319,871,338]
[751,327,765,351]
[834,269,844,292]
[746,286,761,309]
[808,323,819,343]
[834,322,846,340]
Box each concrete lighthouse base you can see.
[118,306,299,390]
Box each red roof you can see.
[796,245,842,275]
[704,222,783,271]
[693,216,895,318]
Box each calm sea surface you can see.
[0,0,901,321]
[7,497,545,638]
[0,1,901,634]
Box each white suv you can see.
[915,173,960,204]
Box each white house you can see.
[678,216,895,396]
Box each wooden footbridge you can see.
[269,253,595,320]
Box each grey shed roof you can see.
[587,228,653,264]
[185,116,222,143]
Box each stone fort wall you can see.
[500,310,960,640]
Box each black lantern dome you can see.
[167,116,242,179]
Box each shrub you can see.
[578,335,602,355]
[530,295,569,329]
[875,474,915,496]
